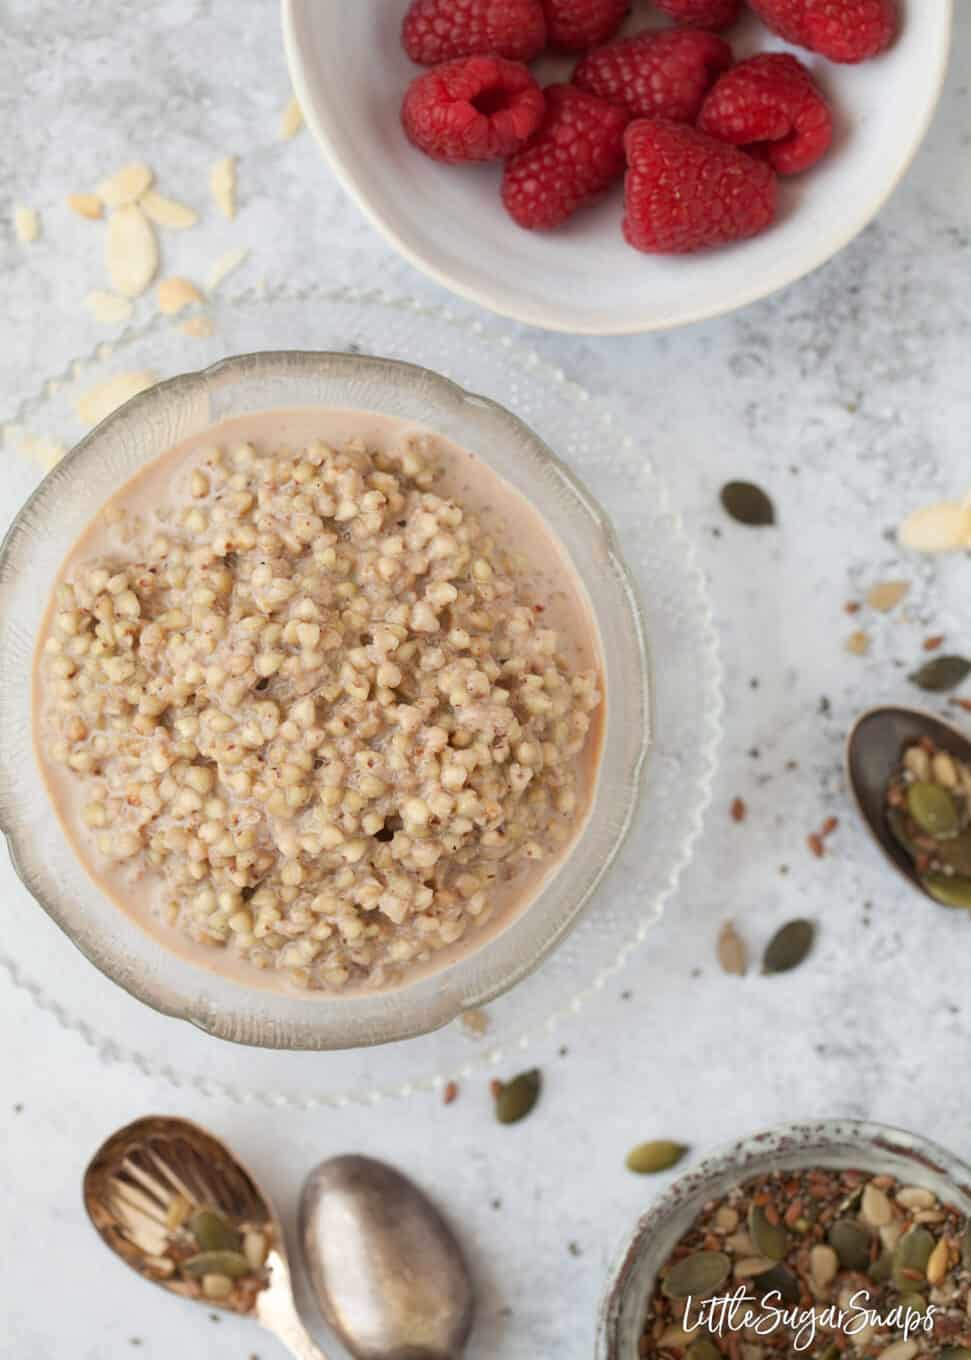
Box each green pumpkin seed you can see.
[720,481,776,528]
[909,656,971,694]
[189,1209,241,1254]
[938,830,971,876]
[495,1069,540,1124]
[962,1219,971,1272]
[687,1341,722,1360]
[748,1204,788,1261]
[941,1348,971,1360]
[906,782,960,839]
[813,1347,840,1360]
[828,1218,871,1271]
[662,1251,731,1300]
[180,1249,251,1279]
[762,919,815,975]
[892,1226,934,1287]
[868,1248,893,1283]
[754,1262,800,1304]
[625,1140,688,1175]
[923,872,971,909]
[898,1292,927,1315]
[887,808,919,857]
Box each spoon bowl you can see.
[301,1155,473,1360]
[83,1116,328,1358]
[846,704,971,904]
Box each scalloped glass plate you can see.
[0,286,721,1105]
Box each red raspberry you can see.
[654,0,742,30]
[402,56,546,163]
[574,29,732,123]
[747,0,897,63]
[623,119,777,253]
[541,0,630,52]
[502,84,629,229]
[402,0,547,66]
[699,54,832,175]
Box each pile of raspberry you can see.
[399,0,898,253]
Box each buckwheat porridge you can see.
[33,409,604,995]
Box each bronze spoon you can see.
[83,1115,328,1358]
[846,704,971,906]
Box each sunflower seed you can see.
[810,1243,839,1291]
[662,1250,731,1300]
[717,921,746,976]
[897,1186,936,1210]
[861,1183,893,1227]
[927,1237,950,1286]
[105,204,158,298]
[495,1069,540,1124]
[909,656,971,694]
[762,919,815,975]
[626,1141,688,1175]
[720,481,775,527]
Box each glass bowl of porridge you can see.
[0,351,648,1050]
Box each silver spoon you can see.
[301,1154,474,1360]
[846,704,971,906]
[83,1115,328,1358]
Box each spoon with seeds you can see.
[84,1115,327,1357]
[847,705,971,908]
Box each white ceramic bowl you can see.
[0,350,648,1051]
[597,1119,971,1360]
[282,1,952,336]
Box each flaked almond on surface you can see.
[211,156,237,220]
[14,205,40,243]
[157,276,203,315]
[97,162,153,207]
[866,580,910,612]
[106,205,159,298]
[280,95,304,140]
[206,246,248,291]
[140,189,198,230]
[899,499,971,553]
[181,315,214,338]
[84,290,134,324]
[76,371,157,426]
[67,192,104,220]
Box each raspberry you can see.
[541,0,630,52]
[402,56,546,163]
[402,0,547,65]
[654,0,742,30]
[502,84,629,229]
[747,0,897,63]
[623,119,777,253]
[573,29,732,123]
[699,53,832,175]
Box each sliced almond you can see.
[67,192,104,220]
[140,189,198,230]
[846,630,870,656]
[206,246,248,291]
[461,1008,489,1036]
[181,315,214,338]
[14,205,40,243]
[76,370,156,426]
[97,162,154,207]
[865,580,909,613]
[106,205,158,298]
[157,276,203,316]
[211,156,237,220]
[280,95,304,140]
[84,290,134,325]
[14,429,66,470]
[899,500,970,553]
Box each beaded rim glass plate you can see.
[0,287,721,1103]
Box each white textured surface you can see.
[2,4,970,1359]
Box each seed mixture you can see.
[37,429,602,992]
[640,1167,971,1360]
[151,1200,269,1313]
[885,738,971,910]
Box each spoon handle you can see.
[258,1261,331,1360]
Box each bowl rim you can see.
[0,347,651,1049]
[280,0,954,337]
[595,1117,971,1360]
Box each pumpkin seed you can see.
[828,1218,871,1271]
[962,1218,971,1271]
[189,1209,241,1254]
[893,1226,934,1287]
[908,655,971,693]
[898,1291,927,1315]
[923,872,971,909]
[748,1203,788,1261]
[762,919,815,975]
[180,1249,251,1279]
[662,1250,731,1300]
[717,921,747,976]
[495,1069,540,1124]
[938,830,971,876]
[687,1341,721,1360]
[941,1349,971,1360]
[813,1347,840,1360]
[906,781,960,838]
[753,1262,800,1304]
[720,481,776,527]
[868,1248,893,1283]
[626,1140,688,1175]
[887,807,920,857]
